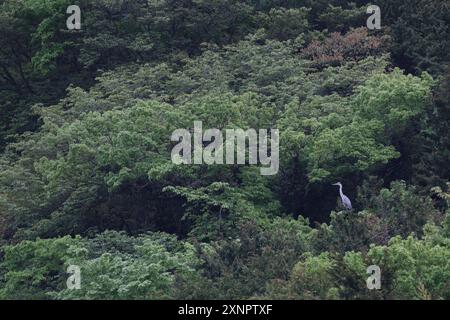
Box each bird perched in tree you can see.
[332,182,352,210]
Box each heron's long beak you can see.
[332,183,338,186]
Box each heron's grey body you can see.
[333,182,352,210]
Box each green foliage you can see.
[0,231,202,300]
[191,216,314,299]
[289,252,338,299]
[312,180,441,254]
[368,236,450,299]
[0,0,449,300]
[55,232,201,300]
[317,4,366,32]
[353,69,433,134]
[0,236,86,299]
[279,68,432,183]
[257,7,310,41]
[379,0,450,76]
[368,181,441,238]
[265,232,450,300]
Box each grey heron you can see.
[332,182,352,210]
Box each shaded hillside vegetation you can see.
[0,0,449,299]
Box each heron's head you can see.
[332,182,342,187]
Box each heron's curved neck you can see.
[338,184,344,197]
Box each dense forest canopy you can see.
[0,0,449,300]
